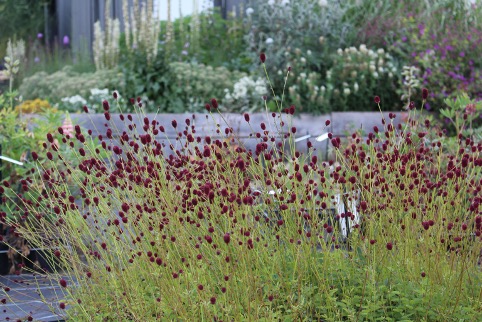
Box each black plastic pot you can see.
[0,242,9,275]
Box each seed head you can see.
[260,52,266,63]
[102,100,110,111]
[223,233,231,244]
[211,98,218,109]
[59,278,67,288]
[422,88,429,100]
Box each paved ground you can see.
[0,274,74,321]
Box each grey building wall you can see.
[56,0,147,56]
[214,0,248,18]
[56,0,243,56]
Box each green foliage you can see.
[160,7,251,72]
[168,62,247,112]
[347,0,481,48]
[0,0,45,58]
[384,4,482,112]
[319,45,401,112]
[244,0,356,90]
[118,47,173,112]
[23,37,95,79]
[18,66,123,103]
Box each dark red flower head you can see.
[223,233,231,244]
[374,96,381,104]
[211,98,218,109]
[260,52,266,63]
[422,88,429,100]
[59,278,67,288]
[102,100,110,111]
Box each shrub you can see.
[18,66,123,103]
[319,45,401,112]
[223,75,268,112]
[117,47,173,112]
[15,98,52,114]
[168,62,247,112]
[3,78,482,320]
[243,0,356,91]
[160,7,250,72]
[0,105,95,274]
[56,88,126,113]
[388,10,482,112]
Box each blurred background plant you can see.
[243,0,354,97]
[93,0,121,70]
[223,74,267,112]
[0,0,481,118]
[319,45,401,112]
[18,66,122,104]
[0,0,45,59]
[15,98,53,114]
[388,17,482,113]
[168,62,247,112]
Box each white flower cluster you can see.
[122,0,161,63]
[61,95,87,105]
[400,66,421,107]
[93,16,120,70]
[92,0,125,70]
[267,0,290,6]
[224,76,268,112]
[58,88,123,113]
[3,39,25,80]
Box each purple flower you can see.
[402,36,407,42]
[417,23,425,37]
[34,57,40,63]
[181,50,188,55]
[424,102,431,110]
[37,33,43,39]
[63,35,70,46]
[445,45,454,51]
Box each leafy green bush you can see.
[56,88,127,113]
[18,66,123,103]
[243,0,356,91]
[117,46,174,112]
[0,0,45,58]
[160,7,251,72]
[319,45,401,112]
[169,62,247,112]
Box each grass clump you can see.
[1,57,482,321]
